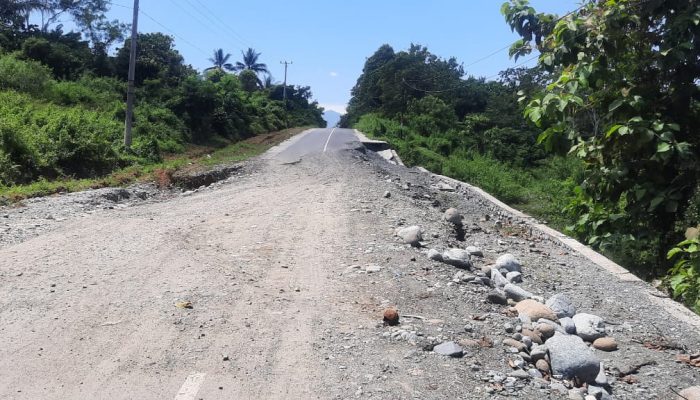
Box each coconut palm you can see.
[262,74,275,89]
[205,48,234,72]
[234,47,268,74]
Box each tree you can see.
[502,0,700,275]
[262,74,275,89]
[234,47,268,74]
[344,43,467,126]
[20,29,92,79]
[205,48,233,72]
[238,69,258,92]
[69,0,128,53]
[114,32,193,86]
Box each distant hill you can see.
[323,110,342,128]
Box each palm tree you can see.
[262,74,275,89]
[205,49,234,72]
[234,48,269,74]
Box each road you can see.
[1,128,699,399]
[272,127,361,163]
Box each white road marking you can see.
[174,372,206,400]
[323,128,337,153]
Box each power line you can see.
[106,1,210,56]
[189,0,251,49]
[168,0,248,53]
[139,8,210,57]
[399,2,609,94]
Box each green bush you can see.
[0,91,122,182]
[0,53,53,96]
[133,104,186,154]
[666,234,700,314]
[50,76,123,109]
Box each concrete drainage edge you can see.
[420,168,700,332]
[354,129,405,167]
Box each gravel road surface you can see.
[1,129,698,399]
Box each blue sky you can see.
[59,1,579,114]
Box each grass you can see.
[361,128,581,233]
[0,126,312,204]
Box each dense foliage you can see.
[503,0,700,308]
[344,44,582,228]
[0,1,325,187]
[343,44,550,168]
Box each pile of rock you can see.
[416,208,623,398]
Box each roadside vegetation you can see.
[0,1,325,191]
[0,126,309,203]
[343,1,700,313]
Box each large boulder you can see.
[441,248,472,269]
[396,226,422,247]
[547,333,601,383]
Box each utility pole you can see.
[123,0,139,149]
[280,60,292,101]
[280,60,292,128]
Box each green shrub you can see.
[0,91,122,181]
[0,53,53,96]
[50,76,123,109]
[666,234,700,313]
[133,104,186,154]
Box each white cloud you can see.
[329,71,338,77]
[320,103,347,114]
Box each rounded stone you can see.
[427,248,442,261]
[515,299,558,321]
[396,225,422,246]
[678,386,700,400]
[486,290,508,305]
[547,333,601,383]
[504,284,533,301]
[535,359,550,373]
[535,323,556,340]
[572,313,606,341]
[502,338,527,352]
[441,248,472,269]
[521,329,543,345]
[444,208,463,225]
[496,253,522,272]
[592,337,618,351]
[546,293,577,319]
[383,308,399,326]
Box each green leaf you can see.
[609,99,624,112]
[606,124,622,137]
[542,54,553,66]
[657,142,671,153]
[667,247,683,259]
[649,195,665,210]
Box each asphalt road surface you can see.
[273,128,361,163]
